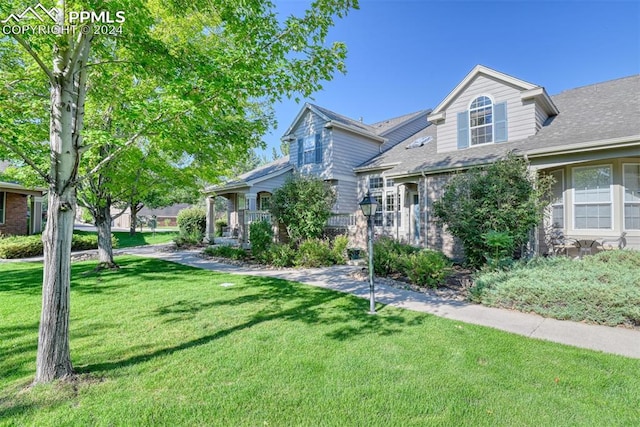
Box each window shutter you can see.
[297,138,303,166]
[494,102,508,142]
[315,132,323,163]
[457,111,469,149]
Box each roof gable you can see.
[281,103,379,141]
[428,65,558,121]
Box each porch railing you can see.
[327,213,357,227]
[244,210,272,225]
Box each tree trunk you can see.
[36,10,92,382]
[95,198,118,269]
[36,71,77,383]
[36,189,76,382]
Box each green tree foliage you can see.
[269,174,336,243]
[0,0,357,382]
[433,156,552,268]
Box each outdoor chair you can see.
[601,232,627,250]
[547,229,577,256]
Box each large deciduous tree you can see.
[0,0,357,383]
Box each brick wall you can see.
[0,192,28,236]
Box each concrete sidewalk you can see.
[121,246,640,359]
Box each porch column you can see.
[204,196,216,243]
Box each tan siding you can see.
[288,110,328,175]
[535,103,549,131]
[251,172,291,195]
[437,74,538,153]
[330,128,381,179]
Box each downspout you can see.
[421,169,428,248]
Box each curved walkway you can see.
[4,244,639,358]
[121,246,640,359]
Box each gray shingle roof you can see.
[370,110,429,135]
[309,104,375,134]
[357,74,640,177]
[207,155,292,193]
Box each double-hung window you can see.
[573,165,612,229]
[385,192,396,227]
[297,132,323,166]
[623,164,640,230]
[549,170,564,228]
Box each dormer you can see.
[427,65,559,153]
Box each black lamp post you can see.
[359,191,379,314]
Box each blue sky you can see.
[260,0,640,157]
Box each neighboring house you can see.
[111,203,192,229]
[203,104,430,243]
[0,181,45,236]
[205,65,640,256]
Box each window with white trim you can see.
[369,177,383,190]
[623,164,640,230]
[373,193,383,227]
[385,192,399,227]
[303,134,316,164]
[573,165,612,229]
[469,96,493,145]
[549,170,564,228]
[0,191,5,224]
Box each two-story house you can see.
[203,104,430,242]
[205,65,640,256]
[355,65,639,257]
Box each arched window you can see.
[469,96,493,145]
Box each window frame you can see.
[549,170,565,229]
[572,164,613,230]
[469,95,494,146]
[302,134,316,165]
[623,163,640,230]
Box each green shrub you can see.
[372,236,419,276]
[268,243,296,267]
[294,238,335,268]
[215,218,228,237]
[482,230,515,270]
[331,235,349,264]
[174,232,203,247]
[405,250,452,288]
[176,207,206,237]
[433,155,553,267]
[249,220,273,262]
[471,251,640,327]
[203,245,248,260]
[269,174,336,243]
[0,233,118,259]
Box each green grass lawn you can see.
[74,230,179,248]
[1,257,639,426]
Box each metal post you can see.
[367,214,376,314]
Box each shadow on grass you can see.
[77,265,427,375]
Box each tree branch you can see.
[11,34,55,83]
[0,137,50,183]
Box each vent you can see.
[406,136,432,149]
